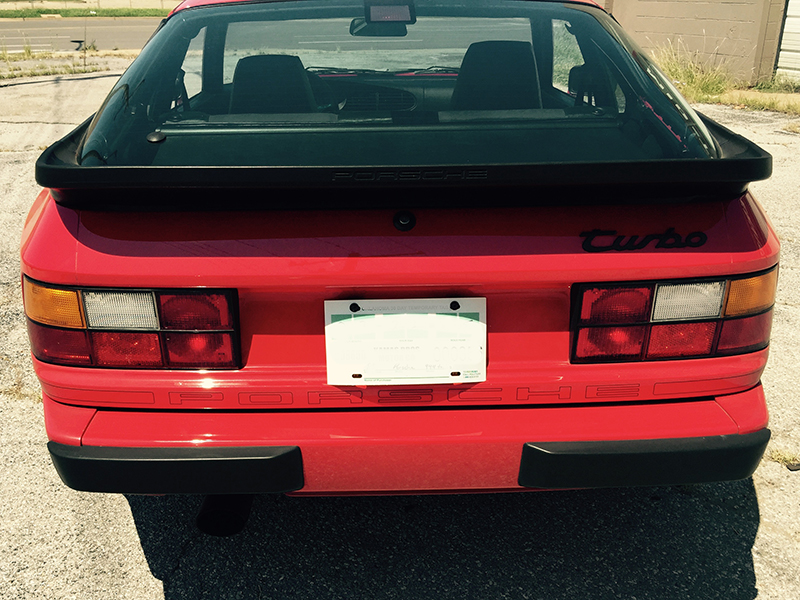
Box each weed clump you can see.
[651,39,731,103]
[652,38,800,116]
[767,447,800,470]
[754,74,800,94]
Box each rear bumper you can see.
[49,430,770,494]
[43,384,770,494]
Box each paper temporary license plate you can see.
[324,298,486,386]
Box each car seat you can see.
[229,54,318,114]
[450,40,542,110]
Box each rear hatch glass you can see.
[37,0,770,204]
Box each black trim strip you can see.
[48,442,304,494]
[518,429,770,489]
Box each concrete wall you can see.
[601,0,786,83]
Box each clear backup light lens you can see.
[83,291,159,330]
[652,281,725,322]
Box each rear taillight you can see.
[573,267,777,362]
[23,277,239,369]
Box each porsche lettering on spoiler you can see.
[332,169,489,182]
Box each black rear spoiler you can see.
[36,114,771,210]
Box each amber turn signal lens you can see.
[23,278,85,329]
[725,269,778,317]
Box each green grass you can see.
[753,74,800,94]
[0,61,108,80]
[0,65,108,79]
[718,89,800,116]
[652,39,800,118]
[786,121,800,134]
[651,40,731,103]
[0,47,130,80]
[2,47,51,63]
[0,8,169,18]
[767,447,800,468]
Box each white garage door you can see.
[778,0,800,77]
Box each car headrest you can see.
[229,54,317,114]
[451,41,542,110]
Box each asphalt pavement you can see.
[0,17,164,53]
[0,31,799,600]
[0,0,175,54]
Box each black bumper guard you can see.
[518,429,771,489]
[48,442,304,494]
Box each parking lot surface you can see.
[1,72,798,600]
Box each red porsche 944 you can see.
[23,0,778,519]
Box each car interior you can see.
[77,2,716,168]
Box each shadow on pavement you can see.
[127,480,759,599]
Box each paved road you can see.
[0,17,162,52]
[0,16,535,54]
[0,73,798,599]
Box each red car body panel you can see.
[41,385,767,494]
[23,0,779,497]
[22,188,778,493]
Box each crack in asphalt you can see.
[0,71,123,88]
[0,120,79,126]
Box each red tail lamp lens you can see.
[717,310,773,355]
[574,270,776,363]
[575,325,646,359]
[646,322,716,358]
[24,281,240,370]
[164,332,236,367]
[27,320,91,366]
[158,294,232,330]
[91,332,162,367]
[580,287,652,324]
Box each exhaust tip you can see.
[195,494,255,537]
